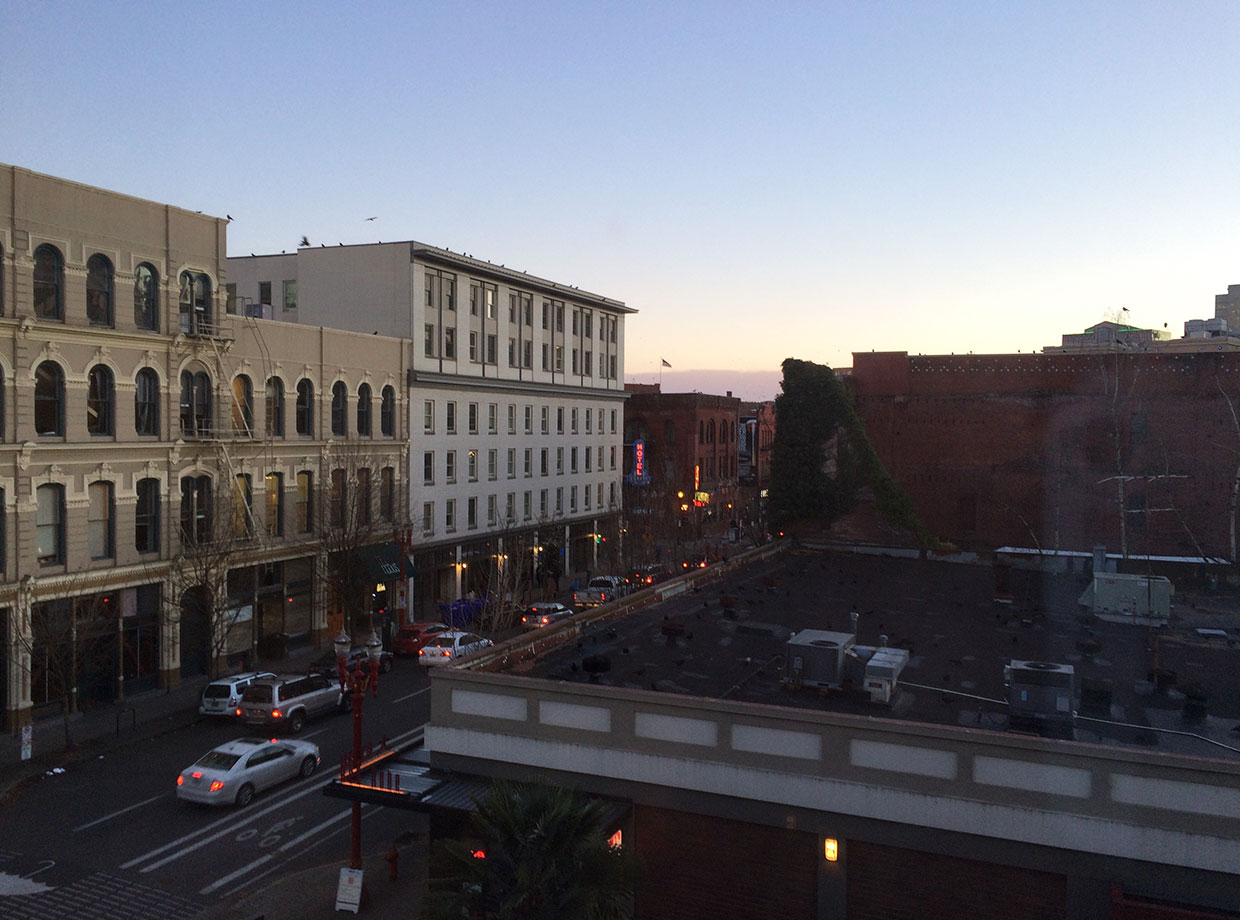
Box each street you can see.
[1,658,433,919]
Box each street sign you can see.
[335,866,364,913]
[21,723,32,761]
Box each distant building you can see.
[228,244,633,612]
[1043,320,1173,353]
[1214,282,1240,331]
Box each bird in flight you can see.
[364,216,378,221]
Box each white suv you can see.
[199,671,277,717]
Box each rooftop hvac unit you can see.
[1005,660,1076,729]
[784,630,855,689]
[862,646,910,704]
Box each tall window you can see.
[357,383,372,436]
[232,375,253,435]
[179,370,211,436]
[135,368,159,436]
[34,361,64,436]
[330,468,346,526]
[266,377,284,436]
[179,271,212,335]
[380,467,394,522]
[33,245,63,320]
[295,471,313,532]
[381,386,395,436]
[180,475,212,545]
[135,478,160,553]
[88,481,114,559]
[134,263,159,330]
[265,472,284,536]
[357,468,371,525]
[295,379,314,436]
[87,366,114,436]
[331,382,347,436]
[86,254,114,326]
[233,474,253,538]
[36,483,65,565]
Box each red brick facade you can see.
[850,351,1240,559]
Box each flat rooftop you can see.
[517,546,1240,760]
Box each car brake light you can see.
[177,775,184,786]
[600,593,607,602]
[541,616,550,624]
[235,708,242,716]
[272,709,282,718]
[208,780,224,792]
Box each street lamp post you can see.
[336,629,384,870]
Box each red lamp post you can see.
[336,629,384,870]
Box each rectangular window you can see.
[610,409,617,433]
[424,323,436,357]
[542,343,549,371]
[523,491,531,520]
[584,350,592,375]
[555,345,563,372]
[608,481,615,507]
[586,411,592,434]
[609,355,616,378]
[524,405,533,433]
[524,449,532,477]
[541,448,549,477]
[570,485,577,513]
[540,489,548,517]
[488,403,497,434]
[446,402,456,434]
[488,449,498,481]
[542,300,549,329]
[468,402,478,434]
[485,284,497,319]
[296,471,313,532]
[572,349,579,375]
[541,406,549,435]
[422,501,434,535]
[505,492,515,523]
[424,400,434,433]
[446,499,456,531]
[468,449,478,482]
[283,280,297,312]
[444,326,456,358]
[265,472,284,536]
[508,338,516,367]
[610,445,616,469]
[486,334,497,364]
[523,341,532,368]
[507,448,516,479]
[423,451,434,485]
[571,408,578,433]
[570,447,578,473]
[556,447,564,475]
[445,450,456,484]
[135,478,160,552]
[572,309,579,335]
[466,497,476,529]
[598,445,604,470]
[555,488,563,514]
[488,495,497,526]
[584,485,592,510]
[469,331,478,361]
[557,407,565,434]
[585,449,592,472]
[556,303,564,332]
[508,404,516,434]
[88,481,114,559]
[259,281,272,305]
[380,467,394,521]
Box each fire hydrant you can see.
[385,844,399,881]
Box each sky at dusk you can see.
[4,1,1239,402]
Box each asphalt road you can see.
[1,658,433,919]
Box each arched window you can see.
[87,481,115,559]
[231,375,253,434]
[135,478,160,553]
[36,483,65,565]
[87,365,114,435]
[180,370,212,436]
[135,368,159,436]
[179,271,212,335]
[86,254,114,326]
[180,474,212,545]
[707,420,715,444]
[295,379,314,436]
[356,383,372,436]
[380,385,395,436]
[134,263,159,330]
[33,245,63,320]
[265,377,284,436]
[34,361,64,436]
[331,381,347,436]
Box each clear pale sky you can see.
[4,1,1238,401]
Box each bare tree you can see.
[1099,353,1143,558]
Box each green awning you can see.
[356,542,415,584]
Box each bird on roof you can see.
[226,214,234,222]
[299,235,310,247]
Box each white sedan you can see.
[176,737,320,806]
[418,631,493,666]
[521,601,575,629]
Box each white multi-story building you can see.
[228,243,633,616]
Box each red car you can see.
[392,622,451,656]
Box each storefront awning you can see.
[356,542,415,584]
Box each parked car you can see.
[521,602,576,630]
[418,631,493,666]
[632,564,675,586]
[237,674,345,732]
[198,671,277,717]
[392,622,451,656]
[307,645,393,678]
[176,736,320,807]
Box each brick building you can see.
[623,384,740,562]
[849,349,1240,560]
